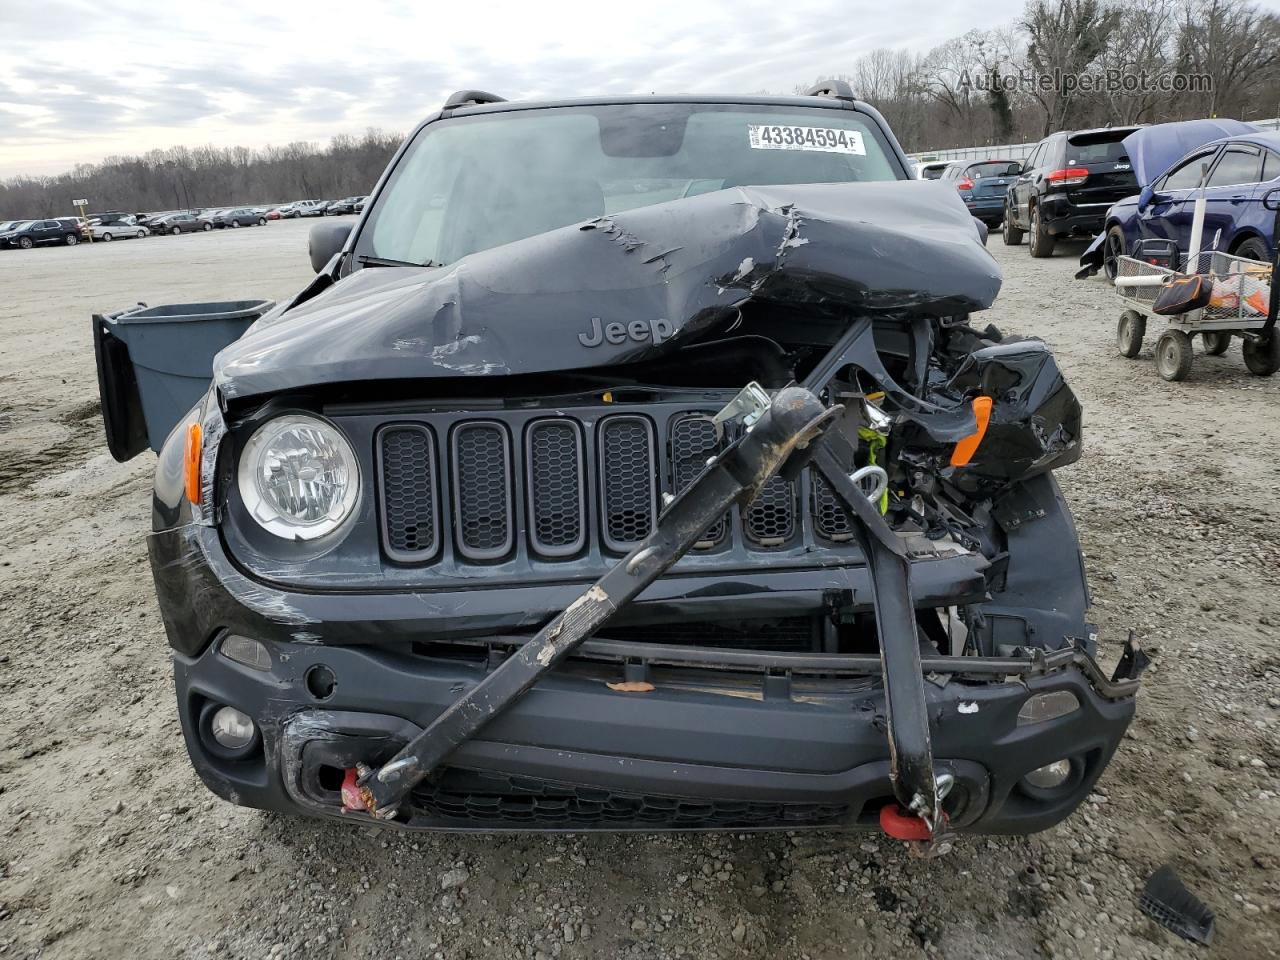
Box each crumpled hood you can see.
[214,181,1001,399]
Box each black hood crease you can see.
[214,181,1001,399]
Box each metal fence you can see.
[908,118,1280,165]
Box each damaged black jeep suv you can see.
[94,85,1144,837]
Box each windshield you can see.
[361,102,901,266]
[965,161,1019,179]
[1066,136,1129,165]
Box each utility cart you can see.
[1112,188,1280,382]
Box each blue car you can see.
[1086,124,1279,279]
[939,158,1022,226]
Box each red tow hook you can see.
[340,767,373,813]
[879,803,934,841]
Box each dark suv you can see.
[92,86,1142,839]
[0,217,83,248]
[1003,127,1140,257]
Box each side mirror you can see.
[1005,162,1022,176]
[1137,184,1156,210]
[309,221,352,273]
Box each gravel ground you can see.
[0,219,1277,959]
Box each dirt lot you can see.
[0,219,1277,960]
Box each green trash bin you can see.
[93,299,273,460]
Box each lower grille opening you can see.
[600,616,821,652]
[411,769,850,828]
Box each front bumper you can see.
[157,525,1136,834]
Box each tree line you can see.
[3,0,1278,219]
[803,0,1279,154]
[0,130,402,219]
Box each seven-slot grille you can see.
[526,420,586,556]
[599,416,657,552]
[378,425,440,562]
[811,474,854,542]
[668,414,726,547]
[377,410,831,564]
[451,422,514,560]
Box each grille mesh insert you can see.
[669,415,726,546]
[600,417,655,550]
[528,420,584,555]
[745,476,796,546]
[812,475,854,541]
[453,423,512,559]
[380,426,438,560]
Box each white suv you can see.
[281,200,326,218]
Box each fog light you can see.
[220,634,272,671]
[210,706,256,751]
[1017,690,1080,726]
[1024,758,1072,790]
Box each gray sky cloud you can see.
[0,0,1028,178]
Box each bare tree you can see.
[1019,0,1121,134]
[1177,0,1280,119]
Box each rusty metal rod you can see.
[358,386,835,816]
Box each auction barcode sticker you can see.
[747,124,865,155]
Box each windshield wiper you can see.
[356,254,441,268]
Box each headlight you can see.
[238,414,360,540]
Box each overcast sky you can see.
[0,0,1028,179]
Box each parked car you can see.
[915,160,950,180]
[0,217,84,248]
[137,211,177,229]
[278,200,326,218]
[1085,124,1278,279]
[93,84,1139,837]
[353,196,367,213]
[940,159,1021,227]
[1003,126,1141,257]
[87,217,149,241]
[151,213,213,235]
[211,207,269,228]
[322,196,366,216]
[0,219,26,233]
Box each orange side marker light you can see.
[950,396,992,467]
[183,422,203,504]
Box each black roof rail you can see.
[804,80,856,102]
[443,90,507,109]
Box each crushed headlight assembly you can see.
[237,414,361,540]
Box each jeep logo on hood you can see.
[578,316,673,348]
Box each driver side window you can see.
[1162,151,1216,191]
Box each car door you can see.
[1014,141,1046,225]
[1200,143,1263,252]
[1139,148,1218,250]
[1249,149,1280,259]
[34,220,59,244]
